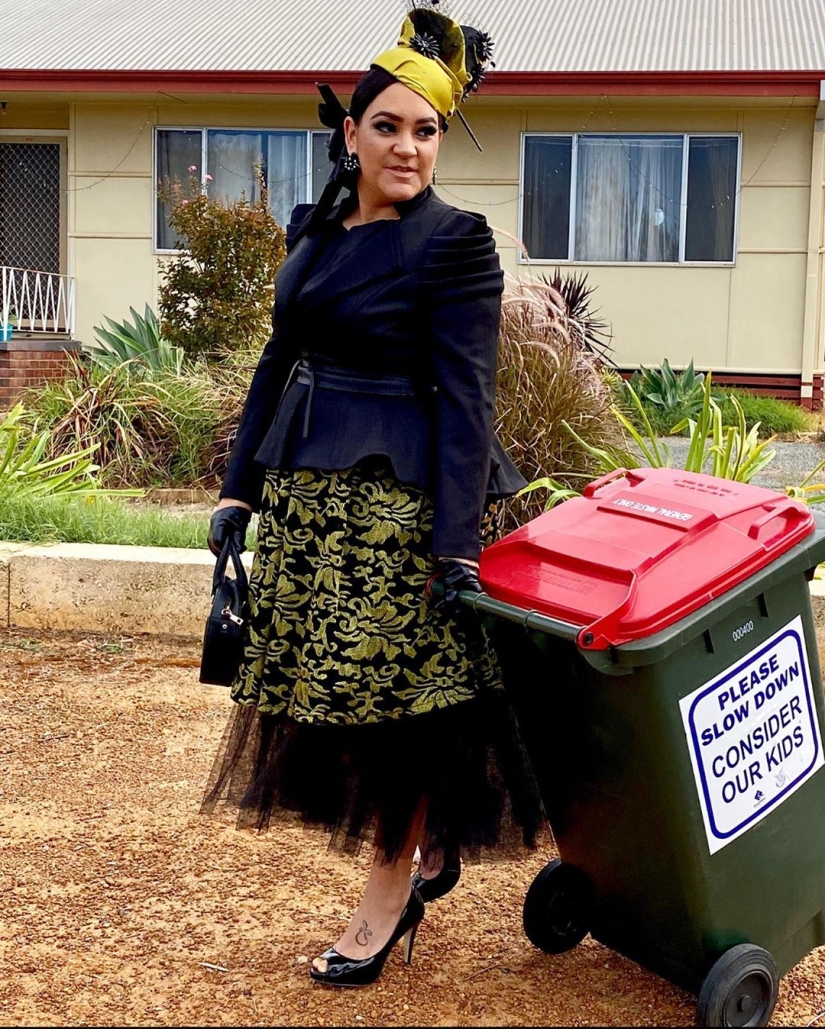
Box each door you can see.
[0,141,61,273]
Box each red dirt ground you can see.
[2,627,825,1027]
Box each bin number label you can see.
[732,620,754,642]
[680,616,824,855]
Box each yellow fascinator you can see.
[372,2,495,140]
[302,2,494,239]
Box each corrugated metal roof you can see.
[0,0,823,73]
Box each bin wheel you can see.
[522,858,594,954]
[696,944,779,1028]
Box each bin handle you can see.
[455,589,582,640]
[747,502,811,543]
[583,467,646,497]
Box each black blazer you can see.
[220,186,525,559]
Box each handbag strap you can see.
[213,537,249,597]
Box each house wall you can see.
[46,96,823,387]
[439,101,819,379]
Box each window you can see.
[521,133,740,264]
[155,128,332,251]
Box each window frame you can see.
[153,125,330,254]
[518,131,743,267]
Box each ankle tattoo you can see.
[355,921,373,947]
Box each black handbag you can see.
[199,537,249,687]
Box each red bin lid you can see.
[480,468,814,651]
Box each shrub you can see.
[157,174,286,359]
[541,270,613,361]
[623,390,810,440]
[526,373,777,509]
[28,269,618,526]
[496,275,619,530]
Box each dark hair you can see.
[349,66,449,131]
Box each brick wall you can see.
[0,340,83,408]
[618,369,824,410]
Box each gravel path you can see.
[655,438,825,491]
[4,629,825,1026]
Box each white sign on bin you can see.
[680,616,824,854]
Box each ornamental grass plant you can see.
[20,351,253,490]
[495,275,618,530]
[716,390,811,437]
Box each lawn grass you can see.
[0,494,212,549]
[715,390,812,435]
[628,390,813,438]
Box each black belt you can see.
[288,358,430,437]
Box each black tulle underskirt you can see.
[201,696,545,864]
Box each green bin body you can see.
[475,469,825,998]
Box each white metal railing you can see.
[1,266,75,336]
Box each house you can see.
[1,0,824,405]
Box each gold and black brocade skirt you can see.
[201,460,543,862]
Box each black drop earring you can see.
[340,150,361,190]
[432,165,438,185]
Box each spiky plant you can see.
[0,402,139,499]
[542,270,613,362]
[85,305,186,378]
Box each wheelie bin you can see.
[471,467,825,1027]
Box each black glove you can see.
[430,558,482,617]
[207,505,252,558]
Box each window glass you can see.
[312,132,332,203]
[522,132,740,265]
[685,136,738,262]
[155,129,202,249]
[522,136,572,260]
[207,130,264,207]
[265,132,307,228]
[575,135,683,262]
[156,129,312,248]
[206,130,306,231]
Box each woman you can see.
[203,1,542,988]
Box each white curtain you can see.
[205,131,307,229]
[207,131,263,207]
[575,136,683,262]
[266,133,307,229]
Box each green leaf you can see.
[0,403,139,500]
[517,477,582,509]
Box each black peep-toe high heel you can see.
[411,848,461,903]
[309,888,425,988]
